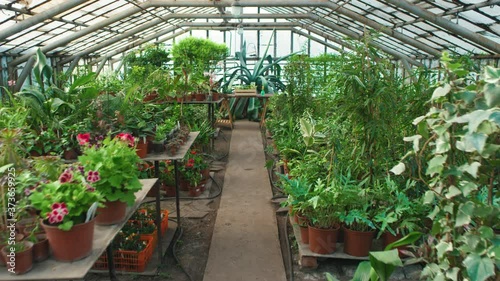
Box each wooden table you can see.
[141,132,198,267]
[224,94,273,128]
[0,179,158,281]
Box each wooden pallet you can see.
[289,216,385,269]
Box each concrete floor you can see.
[203,121,286,281]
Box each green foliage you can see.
[171,37,228,76]
[29,166,104,231]
[392,53,500,281]
[78,136,142,205]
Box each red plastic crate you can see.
[92,236,154,272]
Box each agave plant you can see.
[222,32,295,94]
[221,31,298,120]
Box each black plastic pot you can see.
[152,140,165,153]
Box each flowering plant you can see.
[29,166,104,231]
[78,134,142,205]
[181,158,202,187]
[186,150,208,171]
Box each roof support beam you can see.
[8,2,147,67]
[148,0,329,8]
[14,57,35,92]
[307,10,440,57]
[0,0,90,42]
[58,15,305,65]
[297,19,422,66]
[65,56,81,77]
[384,0,500,54]
[290,29,344,54]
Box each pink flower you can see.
[77,133,91,145]
[7,80,15,86]
[87,170,100,183]
[116,133,135,147]
[48,202,69,224]
[58,170,73,183]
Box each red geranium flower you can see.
[87,170,100,183]
[116,133,135,147]
[48,202,69,224]
[77,133,91,145]
[58,170,73,183]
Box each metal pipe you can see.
[14,56,35,92]
[65,56,81,77]
[385,0,500,54]
[148,0,329,7]
[291,29,344,53]
[0,0,90,42]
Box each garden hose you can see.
[166,223,195,281]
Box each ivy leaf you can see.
[445,185,461,199]
[484,65,500,84]
[412,116,425,125]
[431,83,451,101]
[424,190,435,204]
[426,155,447,176]
[403,135,422,152]
[435,132,450,153]
[478,226,494,239]
[483,83,500,107]
[463,253,495,281]
[390,162,406,175]
[455,202,475,227]
[454,110,492,132]
[436,241,452,259]
[428,205,440,219]
[459,182,478,197]
[446,267,460,281]
[462,132,487,153]
[459,162,481,178]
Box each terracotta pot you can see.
[0,233,24,267]
[194,93,206,101]
[42,218,94,262]
[308,225,339,254]
[383,232,406,257]
[179,177,189,191]
[176,97,184,102]
[299,225,309,244]
[32,234,50,262]
[146,135,155,153]
[16,217,37,234]
[1,241,33,274]
[135,139,148,158]
[184,94,193,102]
[201,168,210,181]
[343,226,375,257]
[188,185,202,197]
[212,92,220,101]
[162,183,176,197]
[63,149,78,160]
[96,200,127,225]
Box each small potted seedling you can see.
[1,241,34,275]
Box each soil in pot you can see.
[308,225,339,254]
[96,200,127,225]
[42,218,94,262]
[1,241,34,275]
[343,226,375,257]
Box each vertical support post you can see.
[107,245,118,281]
[14,56,35,92]
[174,160,181,224]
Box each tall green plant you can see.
[392,53,499,281]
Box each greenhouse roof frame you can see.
[0,0,498,69]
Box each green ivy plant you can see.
[392,53,499,281]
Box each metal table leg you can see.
[174,160,181,224]
[153,161,163,263]
[107,245,119,281]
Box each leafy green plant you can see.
[392,53,499,281]
[78,135,142,205]
[29,165,104,231]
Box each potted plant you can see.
[340,203,377,257]
[306,179,345,254]
[78,134,142,225]
[159,161,176,197]
[1,241,34,275]
[181,158,202,197]
[152,119,176,153]
[24,225,49,262]
[28,165,104,261]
